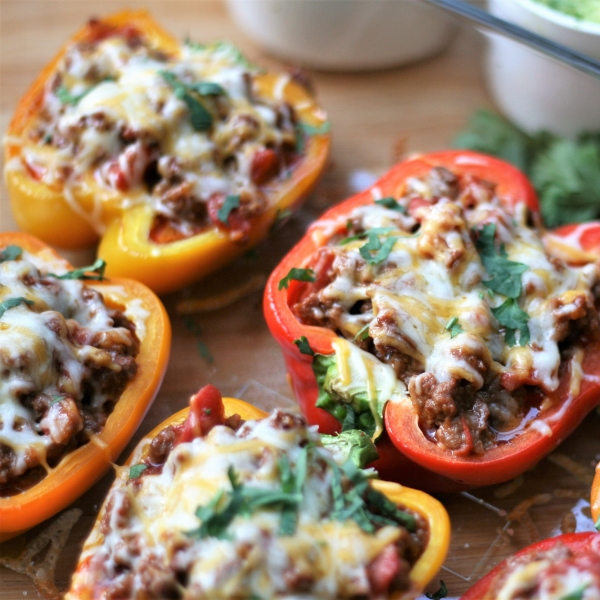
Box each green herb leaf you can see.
[294,336,315,356]
[187,81,226,96]
[159,70,214,131]
[129,464,148,479]
[49,395,63,406]
[445,317,463,339]
[374,197,406,213]
[359,232,397,265]
[475,224,528,298]
[0,297,34,319]
[354,323,371,342]
[278,268,316,290]
[56,85,90,106]
[49,259,107,281]
[491,298,530,346]
[217,194,241,225]
[0,245,22,262]
[596,515,600,531]
[426,580,448,600]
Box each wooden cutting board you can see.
[2,2,598,598]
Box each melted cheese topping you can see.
[0,251,138,489]
[69,411,418,598]
[10,32,297,236]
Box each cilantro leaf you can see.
[294,336,315,356]
[129,464,148,479]
[278,268,316,290]
[187,81,225,96]
[0,245,22,262]
[48,259,106,281]
[217,194,241,225]
[359,232,397,265]
[475,224,528,298]
[596,515,600,531]
[374,197,406,213]
[445,317,463,338]
[159,70,214,131]
[49,395,64,406]
[491,298,530,346]
[426,580,448,600]
[0,297,34,319]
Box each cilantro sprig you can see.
[445,317,463,339]
[278,268,316,290]
[426,580,448,600]
[48,259,106,281]
[359,232,398,265]
[0,245,22,263]
[0,297,34,319]
[475,223,530,347]
[129,464,148,480]
[159,71,224,131]
[354,323,371,342]
[475,223,528,298]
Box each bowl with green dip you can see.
[487,0,600,136]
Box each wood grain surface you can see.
[1,2,599,598]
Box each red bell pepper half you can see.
[264,150,600,491]
[461,531,600,599]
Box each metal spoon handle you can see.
[423,0,600,79]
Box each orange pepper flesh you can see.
[68,395,450,598]
[0,232,171,542]
[5,11,331,295]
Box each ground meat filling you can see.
[0,253,139,495]
[293,167,600,454]
[71,407,428,599]
[20,20,301,244]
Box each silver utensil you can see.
[423,0,600,79]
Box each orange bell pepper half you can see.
[0,232,171,542]
[5,11,330,294]
[68,386,450,598]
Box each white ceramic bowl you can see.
[225,0,455,72]
[487,0,600,136]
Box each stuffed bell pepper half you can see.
[5,11,330,294]
[66,385,450,599]
[0,232,170,541]
[264,150,600,491]
[461,531,600,599]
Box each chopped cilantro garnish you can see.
[475,223,528,298]
[445,317,463,339]
[426,580,448,600]
[217,194,241,225]
[48,259,106,281]
[560,584,588,600]
[354,323,371,342]
[278,268,316,290]
[0,297,34,319]
[49,395,63,406]
[0,245,22,262]
[374,197,406,213]
[491,298,530,347]
[596,515,600,531]
[294,336,315,356]
[56,78,115,106]
[159,70,216,131]
[129,464,148,479]
[359,232,397,265]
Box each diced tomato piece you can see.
[250,148,280,186]
[367,544,401,595]
[177,385,226,443]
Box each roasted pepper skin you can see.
[5,11,330,295]
[0,232,171,542]
[68,389,450,599]
[264,150,600,491]
[461,532,600,600]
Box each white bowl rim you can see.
[513,0,600,35]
